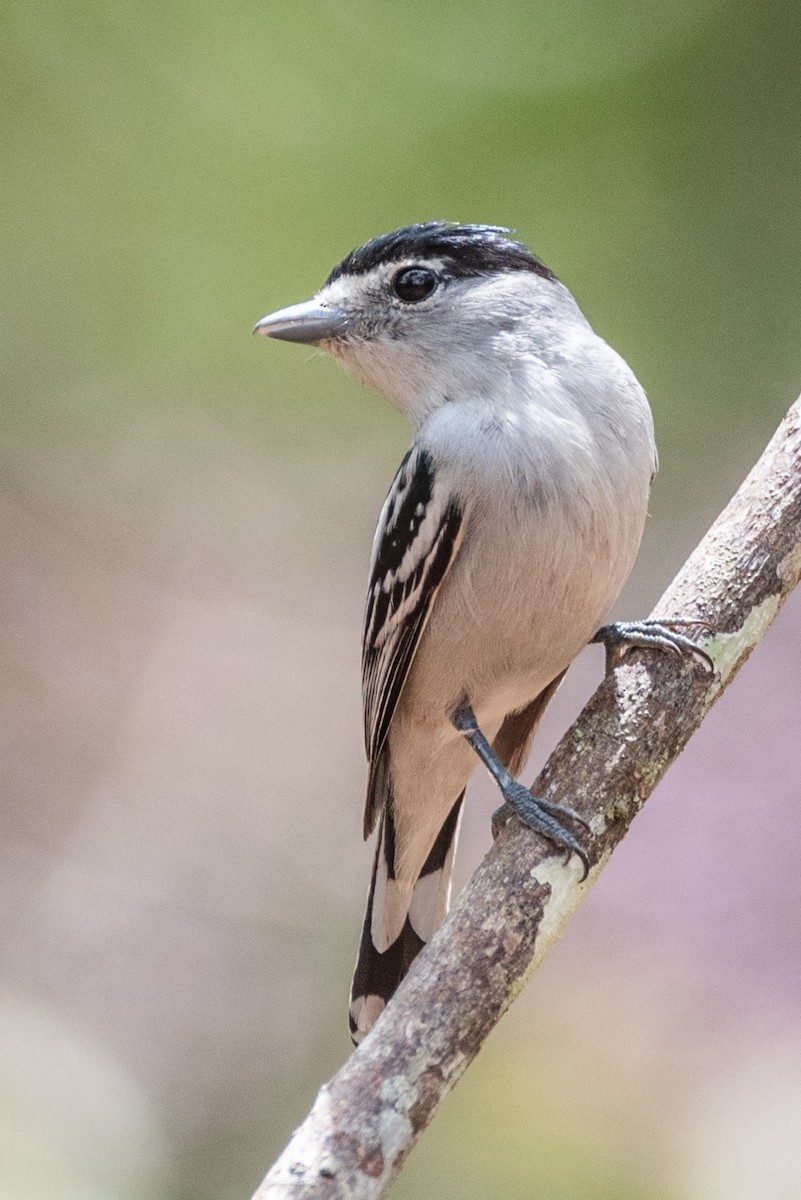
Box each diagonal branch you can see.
[254,394,801,1200]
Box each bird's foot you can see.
[592,618,715,674]
[492,782,591,881]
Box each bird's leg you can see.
[591,618,715,675]
[451,702,590,880]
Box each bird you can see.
[254,222,709,1044]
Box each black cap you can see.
[326,222,557,286]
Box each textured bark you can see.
[253,395,801,1200]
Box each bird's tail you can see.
[348,793,464,1044]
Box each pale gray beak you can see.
[252,299,349,344]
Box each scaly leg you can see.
[452,702,590,880]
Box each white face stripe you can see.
[318,256,452,310]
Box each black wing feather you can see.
[362,446,464,765]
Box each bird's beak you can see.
[252,299,349,344]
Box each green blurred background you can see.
[3,2,801,1198]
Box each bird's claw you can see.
[592,618,715,674]
[492,782,590,881]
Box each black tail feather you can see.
[349,793,463,1043]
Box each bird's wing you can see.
[362,444,464,768]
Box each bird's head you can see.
[254,223,586,426]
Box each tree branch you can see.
[253,394,801,1200]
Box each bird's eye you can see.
[393,266,438,303]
